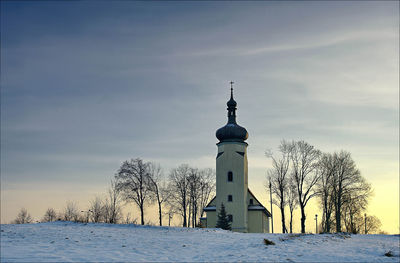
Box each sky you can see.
[1,1,399,233]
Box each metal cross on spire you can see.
[230,81,234,97]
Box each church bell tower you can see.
[215,82,249,232]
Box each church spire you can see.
[230,81,234,99]
[216,81,248,142]
[227,81,237,124]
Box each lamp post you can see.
[315,214,318,234]
[269,180,274,234]
[364,213,367,234]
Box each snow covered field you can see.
[1,222,399,262]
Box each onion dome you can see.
[216,84,248,143]
[227,93,237,108]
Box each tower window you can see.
[228,195,233,202]
[249,199,254,205]
[227,214,233,222]
[228,172,233,182]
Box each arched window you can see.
[228,171,233,182]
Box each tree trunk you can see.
[300,205,306,233]
[289,211,293,233]
[193,203,197,228]
[158,201,162,226]
[182,199,187,227]
[350,212,354,233]
[335,183,342,232]
[280,202,287,233]
[188,203,192,228]
[323,194,328,232]
[140,204,144,225]
[326,210,331,232]
[336,199,341,232]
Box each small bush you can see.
[384,251,393,257]
[263,238,275,246]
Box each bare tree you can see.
[266,141,291,233]
[42,208,57,222]
[124,212,136,224]
[289,140,321,233]
[189,168,214,228]
[103,179,123,224]
[364,215,382,234]
[330,151,370,232]
[76,214,88,223]
[287,181,298,233]
[188,168,201,227]
[342,176,371,233]
[13,208,32,224]
[115,158,152,225]
[63,201,79,222]
[169,164,190,227]
[198,168,215,218]
[164,205,176,227]
[89,196,104,223]
[148,162,171,226]
[343,203,362,234]
[317,153,336,232]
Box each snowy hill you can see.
[1,222,399,262]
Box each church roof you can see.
[247,189,272,217]
[203,189,271,217]
[203,196,216,209]
[216,85,248,143]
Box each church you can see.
[200,84,271,233]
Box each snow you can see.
[1,222,399,262]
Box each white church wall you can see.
[205,211,216,228]
[248,210,261,233]
[216,142,248,232]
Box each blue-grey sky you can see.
[1,1,398,232]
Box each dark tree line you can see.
[12,159,215,227]
[267,140,379,234]
[12,208,32,224]
[267,140,320,233]
[164,165,215,227]
[12,148,380,234]
[318,151,372,233]
[114,159,215,227]
[12,180,124,224]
